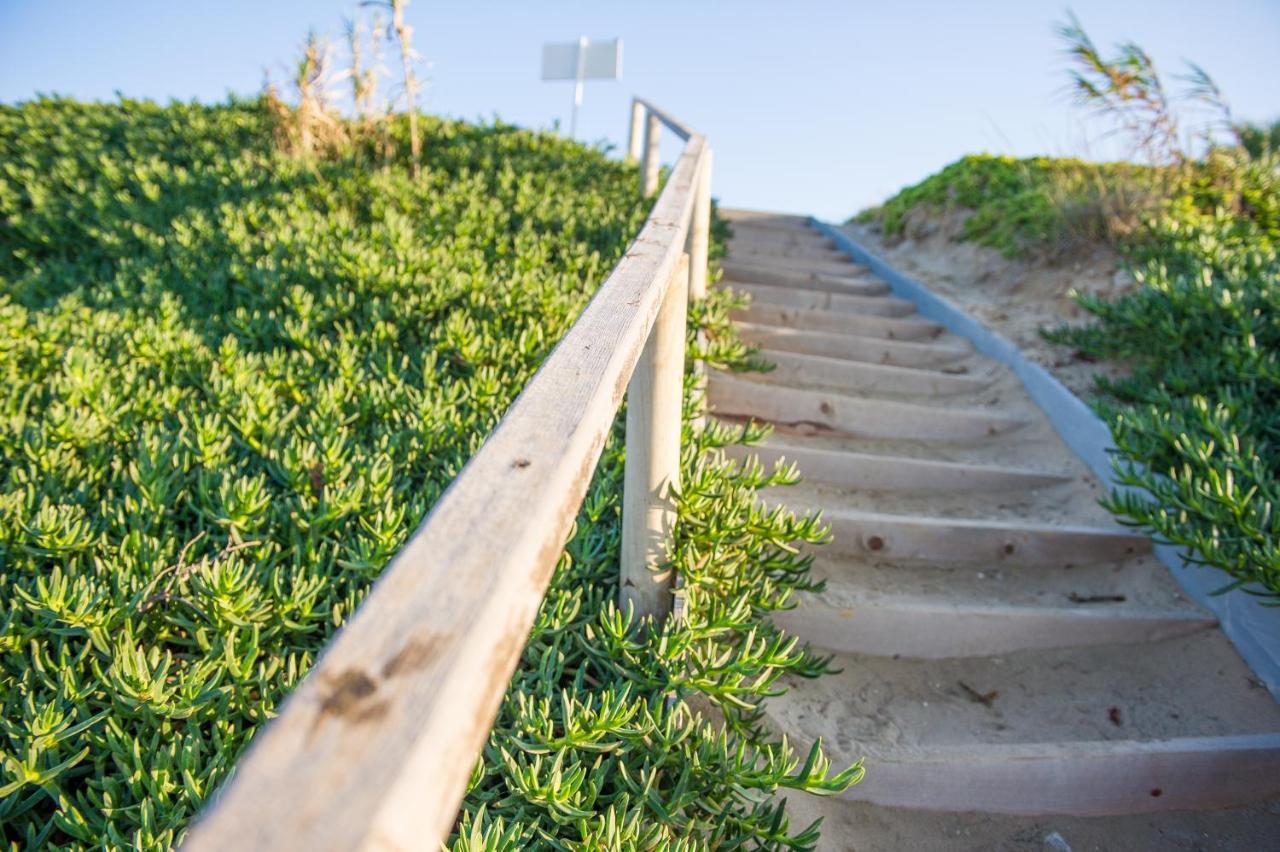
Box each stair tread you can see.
[726,441,1071,492]
[769,632,1280,755]
[735,302,946,340]
[709,373,1030,442]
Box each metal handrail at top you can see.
[183,98,713,851]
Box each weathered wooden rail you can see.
[184,98,711,851]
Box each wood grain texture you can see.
[732,281,916,318]
[749,350,990,397]
[773,597,1215,658]
[735,322,970,369]
[734,303,945,340]
[720,261,887,296]
[724,443,1069,493]
[810,506,1152,566]
[620,254,688,620]
[707,373,1025,442]
[183,128,709,852]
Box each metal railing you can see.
[183,98,712,851]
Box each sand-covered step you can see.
[725,442,1069,492]
[766,630,1280,814]
[729,247,853,267]
[720,209,812,227]
[773,590,1215,658]
[803,505,1150,566]
[737,323,970,369]
[785,795,1280,852]
[733,282,916,318]
[725,224,831,244]
[726,238,841,259]
[724,255,869,277]
[782,551,1217,657]
[750,350,992,398]
[722,263,889,296]
[708,374,1027,442]
[734,303,944,340]
[774,631,1280,750]
[834,736,1280,817]
[728,242,847,262]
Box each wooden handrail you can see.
[183,99,712,851]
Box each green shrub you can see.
[857,134,1280,601]
[0,97,855,848]
[855,154,1155,259]
[1047,147,1280,597]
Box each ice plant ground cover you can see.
[858,148,1280,599]
[0,98,857,849]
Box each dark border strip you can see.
[814,218,1280,702]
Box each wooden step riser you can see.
[737,323,970,370]
[734,283,917,318]
[835,736,1280,816]
[817,509,1151,566]
[723,217,815,234]
[709,374,1026,442]
[773,603,1215,658]
[721,261,883,293]
[727,238,840,256]
[734,304,944,341]
[756,351,991,397]
[724,444,1069,493]
[723,268,888,299]
[728,257,871,277]
[728,243,845,261]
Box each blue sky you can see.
[3,1,1277,220]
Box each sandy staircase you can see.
[713,209,1280,849]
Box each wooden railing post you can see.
[627,99,645,162]
[620,252,689,620]
[640,111,661,198]
[686,150,713,427]
[687,149,713,301]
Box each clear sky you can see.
[2,1,1277,220]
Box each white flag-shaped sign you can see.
[541,39,622,81]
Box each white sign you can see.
[541,39,622,81]
[541,37,622,139]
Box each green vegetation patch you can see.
[858,146,1280,599]
[0,98,855,849]
[855,154,1151,260]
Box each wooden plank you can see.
[721,262,888,296]
[724,443,1069,492]
[747,351,990,397]
[687,152,712,430]
[773,597,1216,658]
[735,303,945,341]
[621,254,688,620]
[707,373,1026,442]
[729,228,834,246]
[812,506,1151,565]
[720,209,812,229]
[641,111,661,197]
[729,243,848,262]
[634,97,695,141]
[736,322,970,369]
[733,282,917,318]
[183,136,710,852]
[727,255,870,277]
[627,99,644,161]
[838,735,1280,816]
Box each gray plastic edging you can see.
[814,218,1280,701]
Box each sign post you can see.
[541,37,622,139]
